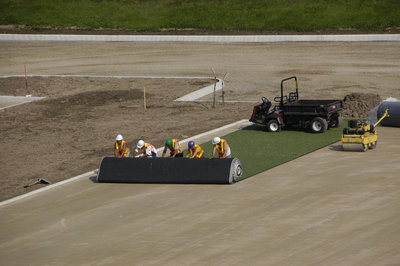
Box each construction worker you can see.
[185,141,205,159]
[210,137,231,159]
[134,140,157,158]
[114,134,130,158]
[162,138,183,158]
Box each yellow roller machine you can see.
[341,109,390,152]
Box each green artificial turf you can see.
[198,123,345,180]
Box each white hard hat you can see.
[137,140,145,148]
[212,137,221,145]
[116,134,123,141]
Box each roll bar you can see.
[274,76,299,106]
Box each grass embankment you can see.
[199,124,345,179]
[0,0,399,32]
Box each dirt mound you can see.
[341,93,382,119]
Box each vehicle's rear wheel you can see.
[369,141,377,149]
[266,119,281,132]
[310,117,328,133]
[330,115,342,128]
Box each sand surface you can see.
[0,40,400,265]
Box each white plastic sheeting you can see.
[378,98,400,127]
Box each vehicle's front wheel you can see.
[266,119,281,132]
[310,117,328,133]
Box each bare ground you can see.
[0,40,399,202]
[0,77,250,201]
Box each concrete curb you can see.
[175,78,222,101]
[0,95,45,110]
[1,34,399,42]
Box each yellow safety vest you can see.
[115,140,129,158]
[168,139,182,154]
[141,143,155,154]
[216,139,229,157]
[188,144,204,158]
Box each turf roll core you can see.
[97,157,243,184]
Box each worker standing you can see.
[114,134,130,158]
[185,141,205,159]
[162,138,183,158]
[134,140,157,158]
[210,137,231,159]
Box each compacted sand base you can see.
[0,40,399,265]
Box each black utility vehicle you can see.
[250,76,343,133]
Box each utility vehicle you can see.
[250,76,343,133]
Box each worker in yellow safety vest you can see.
[162,138,183,158]
[210,137,231,159]
[114,134,130,158]
[185,141,205,159]
[134,140,157,158]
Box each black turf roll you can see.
[97,157,243,184]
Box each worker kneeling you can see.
[210,137,231,159]
[114,134,130,158]
[134,140,157,158]
[162,138,183,158]
[185,141,205,159]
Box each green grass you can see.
[0,0,399,32]
[196,124,345,180]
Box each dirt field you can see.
[1,41,399,201]
[0,40,400,265]
[0,76,254,201]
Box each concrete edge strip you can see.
[1,34,399,42]
[0,119,250,207]
[174,79,222,101]
[195,99,258,103]
[0,96,45,111]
